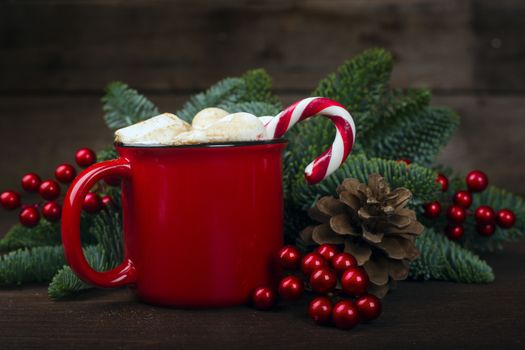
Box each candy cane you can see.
[264,97,355,185]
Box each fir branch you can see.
[177,78,245,121]
[96,146,118,162]
[217,101,281,117]
[47,199,125,299]
[0,246,66,285]
[361,88,431,142]
[176,69,280,122]
[410,228,494,283]
[91,207,124,263]
[290,154,439,210]
[0,211,95,253]
[362,106,460,166]
[284,49,401,191]
[240,69,281,106]
[0,221,61,253]
[312,48,393,137]
[102,82,159,130]
[48,245,110,300]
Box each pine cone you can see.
[301,173,424,298]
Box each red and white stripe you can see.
[264,97,356,185]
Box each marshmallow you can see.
[171,129,208,145]
[192,108,230,129]
[115,113,191,145]
[202,112,267,142]
[115,109,269,146]
[258,116,274,125]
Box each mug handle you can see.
[61,158,137,288]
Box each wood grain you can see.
[3,0,520,93]
[0,236,524,349]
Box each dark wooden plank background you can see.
[0,1,524,348]
[1,0,524,232]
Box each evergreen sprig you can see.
[0,214,98,253]
[48,245,110,300]
[96,146,118,162]
[0,246,66,285]
[177,69,281,121]
[410,229,494,283]
[0,221,61,253]
[313,48,392,127]
[102,82,159,130]
[290,153,439,210]
[177,78,244,121]
[217,101,281,117]
[284,49,394,178]
[91,207,124,263]
[362,106,460,166]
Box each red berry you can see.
[341,267,369,296]
[75,148,97,168]
[55,164,77,183]
[466,170,488,192]
[83,192,102,213]
[21,173,41,192]
[423,201,442,218]
[332,300,360,330]
[475,205,496,224]
[308,297,333,325]
[301,252,327,276]
[446,224,464,240]
[277,245,302,270]
[477,223,496,237]
[42,202,62,222]
[39,180,61,201]
[251,286,275,310]
[104,176,121,187]
[19,207,40,227]
[453,191,472,208]
[278,275,303,301]
[355,294,382,322]
[0,190,21,210]
[436,173,449,192]
[101,195,113,207]
[447,205,466,223]
[309,268,337,293]
[496,209,516,229]
[331,252,357,274]
[397,159,411,166]
[315,244,338,262]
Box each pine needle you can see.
[48,245,110,300]
[102,82,159,130]
[0,246,66,285]
[410,229,494,283]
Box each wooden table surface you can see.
[1,241,524,349]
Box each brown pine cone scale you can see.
[301,173,424,298]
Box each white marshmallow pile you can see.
[115,108,270,146]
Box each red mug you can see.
[62,140,287,307]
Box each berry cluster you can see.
[0,148,114,227]
[251,244,382,330]
[423,170,516,240]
